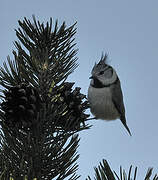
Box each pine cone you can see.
[51,82,90,130]
[1,83,42,128]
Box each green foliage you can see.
[87,159,158,180]
[0,16,90,180]
[0,16,78,89]
[86,160,115,180]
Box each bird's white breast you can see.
[88,85,119,120]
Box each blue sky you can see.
[1,0,158,179]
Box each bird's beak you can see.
[89,75,96,79]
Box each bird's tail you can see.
[120,117,132,136]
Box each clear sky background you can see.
[1,0,158,179]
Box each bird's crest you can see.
[99,53,108,64]
[93,53,108,69]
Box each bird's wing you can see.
[112,78,131,136]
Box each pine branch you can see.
[86,160,115,180]
[87,159,158,180]
[0,16,90,179]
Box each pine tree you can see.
[0,16,90,180]
[0,16,157,180]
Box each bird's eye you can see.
[99,71,104,75]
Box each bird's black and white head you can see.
[90,54,118,88]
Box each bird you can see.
[88,54,131,136]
